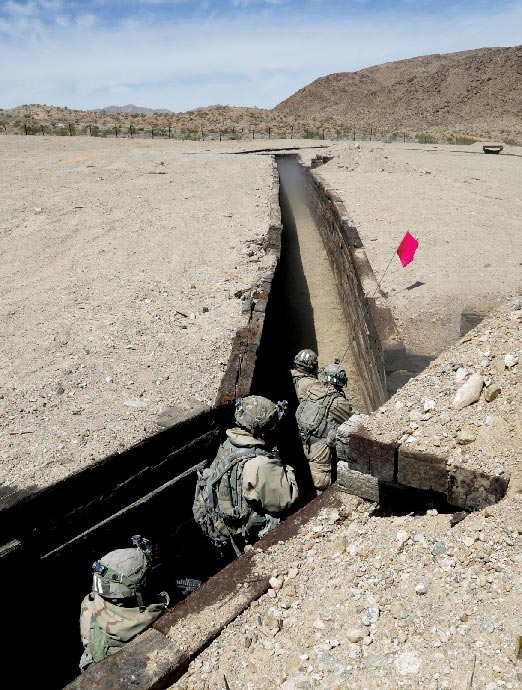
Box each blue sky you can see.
[1,0,521,111]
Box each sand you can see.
[0,136,283,495]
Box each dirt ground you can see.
[0,137,297,496]
[309,141,522,363]
[2,136,521,688]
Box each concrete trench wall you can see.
[304,160,406,411]
[335,419,509,511]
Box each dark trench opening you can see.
[251,154,323,500]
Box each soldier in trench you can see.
[294,358,354,493]
[193,395,299,555]
[79,535,169,671]
[290,348,319,400]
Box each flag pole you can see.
[341,251,395,364]
[370,251,396,299]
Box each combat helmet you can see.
[92,535,152,605]
[320,359,347,389]
[234,395,287,437]
[293,348,318,374]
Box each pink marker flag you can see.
[396,231,419,267]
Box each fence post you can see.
[370,127,373,141]
[68,123,73,136]
[24,123,28,135]
[41,125,45,136]
[129,125,133,138]
[403,132,406,143]
[168,126,171,140]
[353,131,355,141]
[115,126,118,138]
[322,128,325,140]
[151,127,154,139]
[290,125,293,139]
[201,128,204,140]
[268,127,271,140]
[89,124,92,136]
[252,129,255,140]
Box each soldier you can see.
[79,535,169,672]
[295,359,353,493]
[290,348,319,401]
[193,395,299,555]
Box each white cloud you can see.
[39,0,62,9]
[3,1,37,16]
[0,4,521,110]
[75,12,96,27]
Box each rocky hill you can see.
[275,46,522,141]
[2,46,522,142]
[94,104,173,114]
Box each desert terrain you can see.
[0,136,284,497]
[1,134,521,690]
[2,137,521,493]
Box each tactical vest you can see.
[295,386,340,449]
[193,441,273,554]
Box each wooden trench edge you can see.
[65,489,343,690]
[214,159,282,407]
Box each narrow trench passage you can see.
[252,154,367,496]
[256,156,365,412]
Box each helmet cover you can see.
[92,546,148,600]
[320,360,348,389]
[234,395,286,437]
[293,349,318,373]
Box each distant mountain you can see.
[274,46,522,138]
[94,104,173,114]
[192,104,227,111]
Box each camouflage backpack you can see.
[295,384,339,449]
[193,441,273,555]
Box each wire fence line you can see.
[0,121,483,146]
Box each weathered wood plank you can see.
[336,462,381,502]
[397,447,448,492]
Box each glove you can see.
[326,427,338,448]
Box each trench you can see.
[0,154,367,690]
[1,154,479,690]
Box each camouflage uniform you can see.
[296,379,353,492]
[79,593,165,671]
[290,368,317,402]
[193,396,299,554]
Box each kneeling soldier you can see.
[79,535,169,672]
[295,360,353,493]
[193,395,299,555]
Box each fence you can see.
[0,121,491,146]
